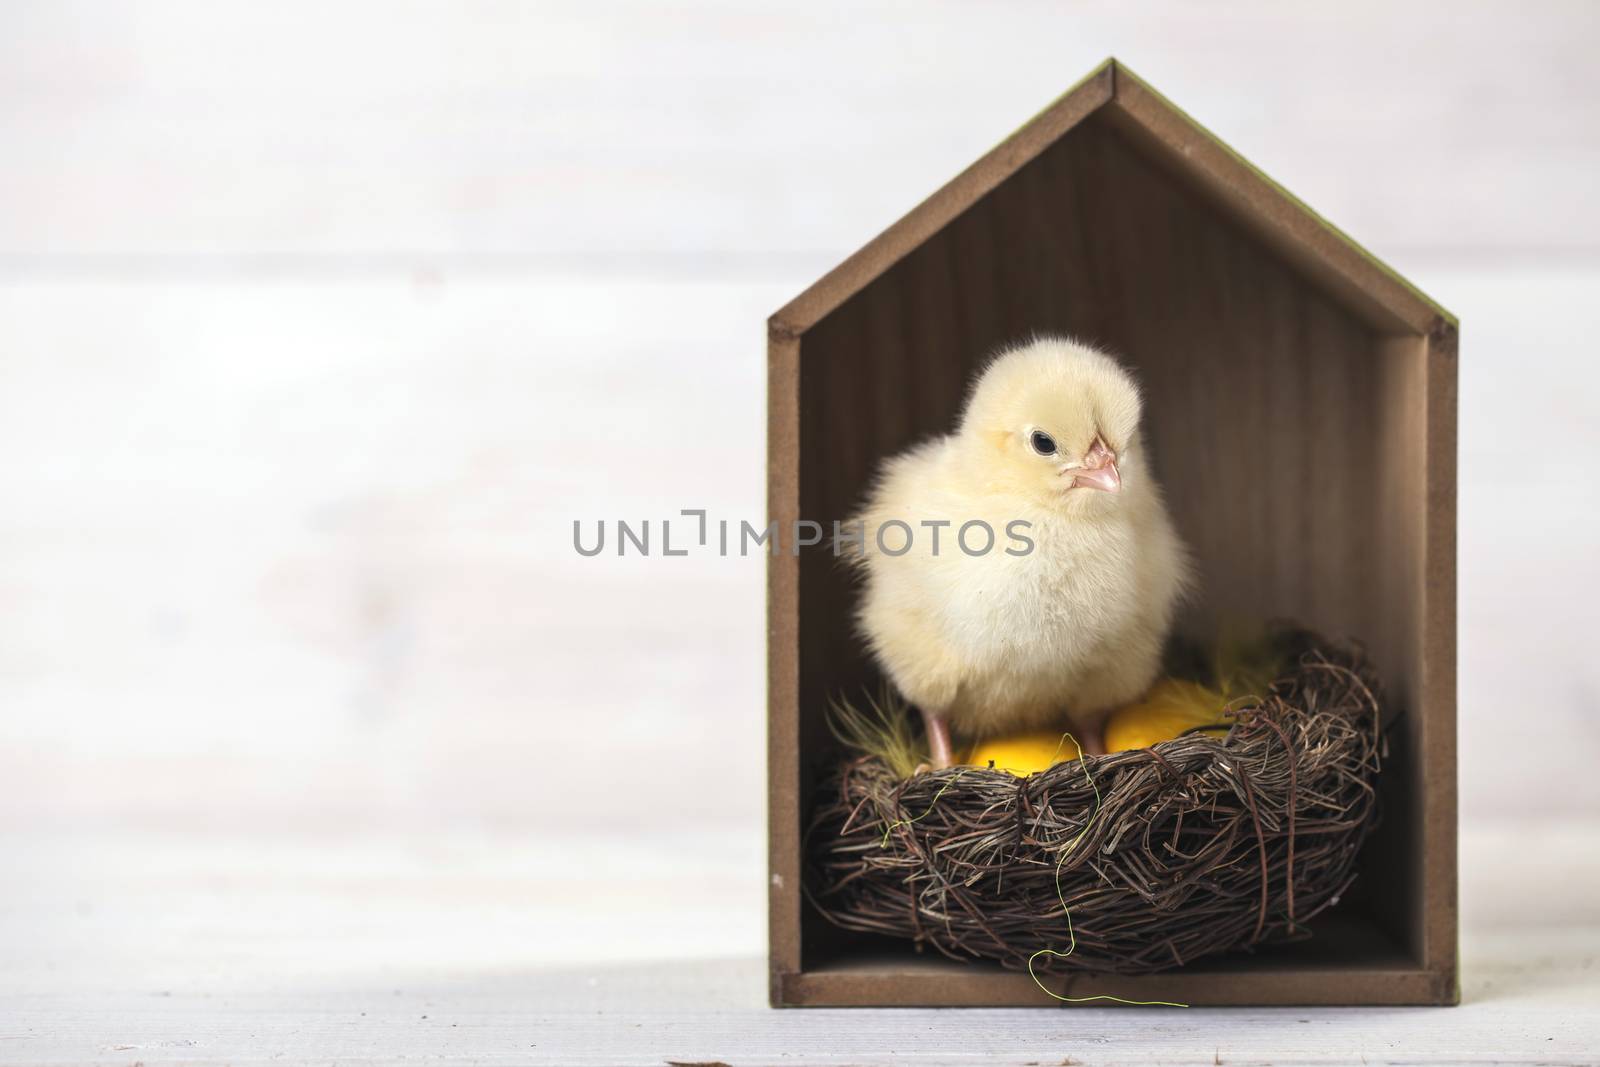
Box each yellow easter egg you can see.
[964,731,1083,776]
[1104,678,1231,752]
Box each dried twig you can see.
[803,630,1384,975]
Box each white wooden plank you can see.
[2,265,1597,833]
[0,277,781,835]
[2,1,1598,263]
[0,957,1591,1067]
[0,820,1594,1065]
[1427,262,1600,820]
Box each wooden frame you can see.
[768,59,1457,1007]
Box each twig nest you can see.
[805,631,1384,975]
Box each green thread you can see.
[881,769,968,847]
[1026,732,1189,1008]
[878,730,1189,1006]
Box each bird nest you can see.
[804,630,1384,976]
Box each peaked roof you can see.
[772,59,1452,338]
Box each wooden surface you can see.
[0,819,1595,1065]
[2,0,1598,1061]
[771,63,1455,1002]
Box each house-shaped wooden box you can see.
[767,60,1457,1007]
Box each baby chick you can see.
[852,337,1189,767]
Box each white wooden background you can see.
[2,3,1598,1063]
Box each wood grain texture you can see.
[767,325,804,995]
[5,265,1574,839]
[1421,320,1461,990]
[1102,68,1448,333]
[0,821,1593,1065]
[4,3,1599,263]
[770,62,1456,1005]
[0,1,1594,1055]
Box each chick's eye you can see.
[1028,430,1057,456]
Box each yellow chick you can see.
[853,337,1190,767]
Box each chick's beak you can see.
[1070,436,1121,493]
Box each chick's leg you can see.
[1076,718,1106,757]
[868,613,963,772]
[919,706,955,770]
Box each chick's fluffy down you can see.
[851,338,1189,742]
